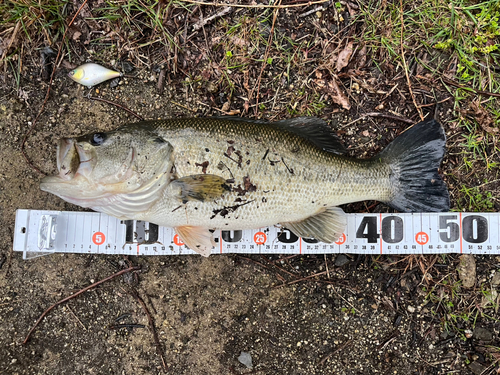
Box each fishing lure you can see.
[68,63,122,87]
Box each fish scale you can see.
[143,118,386,229]
[40,117,449,256]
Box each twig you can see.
[377,329,400,350]
[157,67,166,94]
[21,0,89,175]
[171,100,197,112]
[237,255,272,271]
[273,270,329,288]
[192,6,232,30]
[441,76,500,98]
[259,255,299,278]
[361,112,414,124]
[324,254,330,279]
[128,288,168,373]
[251,0,281,115]
[109,323,146,330]
[180,0,329,8]
[399,0,424,121]
[419,97,452,107]
[0,21,20,65]
[23,265,140,344]
[476,179,500,188]
[115,313,131,322]
[88,96,144,120]
[66,305,87,330]
[319,339,352,365]
[299,3,328,17]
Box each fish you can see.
[68,63,122,87]
[40,117,449,256]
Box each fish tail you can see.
[379,119,450,212]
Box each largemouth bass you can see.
[40,117,449,256]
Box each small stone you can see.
[238,352,253,369]
[468,361,488,375]
[492,271,500,287]
[335,254,350,267]
[407,305,416,313]
[457,254,476,288]
[473,327,493,342]
[464,329,473,339]
[206,82,218,93]
[110,78,120,88]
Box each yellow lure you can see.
[68,63,122,87]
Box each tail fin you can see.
[379,119,450,212]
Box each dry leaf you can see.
[61,60,77,70]
[337,41,354,72]
[357,45,367,69]
[470,100,498,133]
[72,31,82,41]
[327,78,351,110]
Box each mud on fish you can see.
[40,117,449,256]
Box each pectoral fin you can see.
[281,207,347,243]
[174,226,216,257]
[171,174,231,203]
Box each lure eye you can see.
[69,70,75,76]
[90,133,106,146]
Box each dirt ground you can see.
[1,1,500,374]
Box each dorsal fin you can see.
[272,117,346,154]
[212,116,346,154]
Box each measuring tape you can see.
[12,209,500,259]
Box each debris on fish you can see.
[68,63,122,87]
[40,117,450,256]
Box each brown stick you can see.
[180,0,329,8]
[399,0,424,121]
[251,0,281,115]
[319,339,352,365]
[88,96,144,120]
[23,265,140,344]
[129,288,168,373]
[361,112,414,124]
[273,270,329,288]
[441,77,500,98]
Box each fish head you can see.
[40,127,174,209]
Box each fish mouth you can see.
[41,138,91,188]
[56,138,80,180]
[40,138,100,202]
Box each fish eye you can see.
[90,133,106,146]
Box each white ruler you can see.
[12,209,500,259]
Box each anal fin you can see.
[281,207,347,243]
[175,226,216,257]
